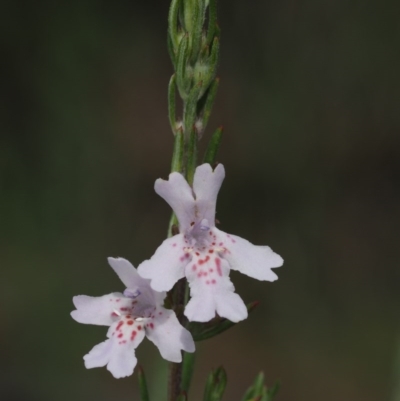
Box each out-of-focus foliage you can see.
[1,1,399,401]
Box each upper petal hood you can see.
[155,172,195,231]
[192,163,225,226]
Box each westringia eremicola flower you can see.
[138,163,283,323]
[71,257,195,378]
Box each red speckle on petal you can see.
[209,232,212,235]
[116,321,124,331]
[212,242,216,246]
[199,255,210,265]
[111,312,118,317]
[209,268,214,272]
[172,243,177,247]
[149,323,154,329]
[212,279,216,284]
[192,264,197,271]
[219,242,223,246]
[206,280,210,285]
[137,325,142,330]
[215,258,222,276]
[195,252,200,256]
[120,307,128,311]
[116,299,120,302]
[130,331,137,341]
[127,320,134,325]
[118,333,123,338]
[209,249,214,253]
[179,253,190,262]
[159,311,162,315]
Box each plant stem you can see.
[168,362,182,401]
[166,0,220,399]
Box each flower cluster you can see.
[71,163,283,378]
[71,257,194,378]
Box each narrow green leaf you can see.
[203,126,222,165]
[252,372,265,396]
[181,351,196,394]
[266,381,280,401]
[242,375,280,401]
[184,81,203,135]
[168,33,177,68]
[168,74,177,133]
[202,37,219,90]
[203,367,227,401]
[206,0,217,46]
[189,301,259,341]
[176,35,189,99]
[183,0,196,32]
[191,0,205,63]
[168,0,182,50]
[138,366,150,401]
[210,367,227,401]
[203,368,215,401]
[199,40,210,61]
[199,77,219,133]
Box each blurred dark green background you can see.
[1,0,399,400]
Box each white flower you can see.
[138,163,283,323]
[71,257,195,379]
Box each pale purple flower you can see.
[71,257,195,378]
[138,163,283,323]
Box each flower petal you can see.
[83,339,113,369]
[71,293,131,326]
[192,163,225,225]
[155,172,195,230]
[107,257,148,290]
[184,255,247,323]
[138,234,190,292]
[107,257,165,307]
[84,316,146,378]
[214,228,283,281]
[145,308,195,362]
[214,291,248,323]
